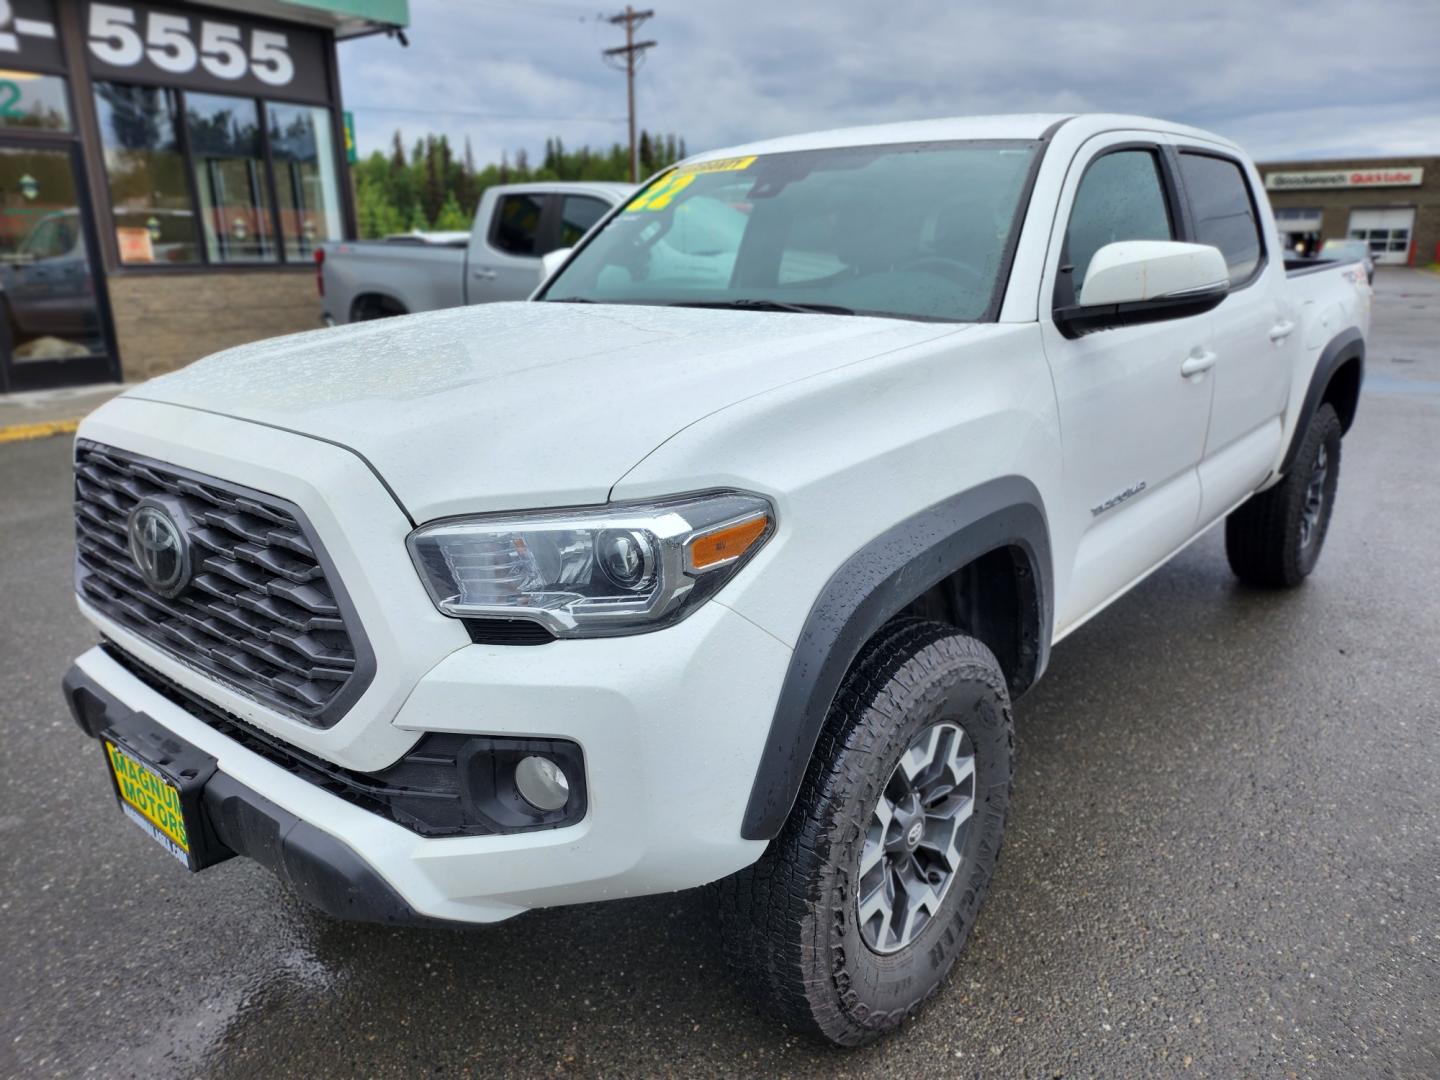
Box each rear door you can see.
[468,190,547,302]
[1039,134,1216,633]
[1172,145,1298,524]
[469,191,617,303]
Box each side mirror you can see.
[540,247,573,282]
[1056,240,1229,337]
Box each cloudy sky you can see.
[338,0,1439,167]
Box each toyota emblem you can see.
[127,499,192,598]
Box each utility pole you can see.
[603,6,655,182]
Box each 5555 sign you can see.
[84,0,329,103]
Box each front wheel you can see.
[717,618,1014,1046]
[1225,403,1343,588]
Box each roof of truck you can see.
[679,113,1241,165]
[487,181,636,198]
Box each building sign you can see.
[0,0,65,72]
[342,108,355,163]
[1265,167,1425,191]
[84,1,330,103]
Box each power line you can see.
[602,6,655,182]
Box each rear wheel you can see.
[718,618,1013,1045]
[351,294,407,322]
[1225,403,1343,587]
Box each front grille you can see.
[74,441,372,727]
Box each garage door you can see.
[1348,207,1416,265]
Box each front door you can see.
[0,141,117,392]
[467,190,546,303]
[1039,136,1216,634]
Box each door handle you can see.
[1268,320,1296,342]
[1180,349,1217,378]
[472,268,497,280]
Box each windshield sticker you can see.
[677,155,757,175]
[625,155,760,213]
[625,171,697,212]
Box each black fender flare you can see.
[739,476,1053,841]
[1279,327,1364,477]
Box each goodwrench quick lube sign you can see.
[1265,167,1425,191]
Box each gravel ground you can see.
[2,269,1437,1079]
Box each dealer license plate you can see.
[103,738,197,869]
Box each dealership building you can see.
[0,0,407,393]
[1260,156,1439,268]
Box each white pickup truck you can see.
[65,114,1369,1046]
[316,181,633,323]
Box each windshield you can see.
[541,140,1039,322]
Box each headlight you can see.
[406,491,775,637]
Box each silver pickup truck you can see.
[317,181,633,323]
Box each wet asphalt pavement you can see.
[3,270,1438,1079]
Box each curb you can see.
[0,418,81,444]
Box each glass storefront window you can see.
[0,70,71,131]
[94,82,344,268]
[92,82,200,264]
[267,102,341,259]
[185,92,276,263]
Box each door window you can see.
[1061,149,1173,304]
[491,193,543,256]
[1177,152,1263,286]
[558,195,608,247]
[0,145,111,385]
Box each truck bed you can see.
[321,241,468,323]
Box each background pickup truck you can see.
[68,113,1369,1049]
[317,181,633,323]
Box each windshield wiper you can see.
[668,298,858,316]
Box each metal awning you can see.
[193,0,410,37]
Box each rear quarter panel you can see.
[1269,262,1372,480]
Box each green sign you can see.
[343,110,357,164]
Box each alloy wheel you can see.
[856,721,976,954]
[1300,442,1329,549]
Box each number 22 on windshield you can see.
[626,172,697,213]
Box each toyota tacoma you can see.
[63,114,1370,1045]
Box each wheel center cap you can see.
[906,821,924,848]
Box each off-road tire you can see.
[1225,403,1343,588]
[717,617,1014,1046]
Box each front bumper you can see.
[65,595,789,924]
[66,662,453,927]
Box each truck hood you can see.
[127,302,963,521]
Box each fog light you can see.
[514,755,570,812]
